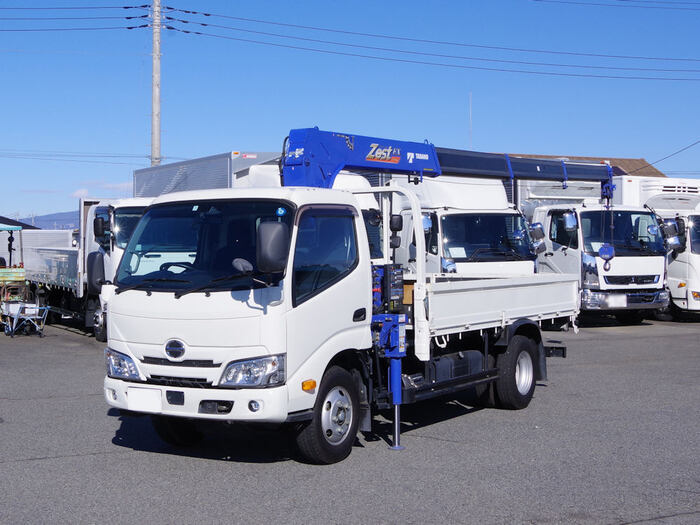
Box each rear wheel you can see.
[494,335,537,410]
[294,366,359,464]
[615,311,644,325]
[151,415,203,447]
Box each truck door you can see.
[285,206,372,384]
[540,210,581,277]
[93,206,114,280]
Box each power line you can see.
[165,25,700,81]
[166,16,700,74]
[533,0,700,9]
[0,15,148,20]
[164,6,700,63]
[0,5,148,10]
[0,25,148,32]
[627,139,700,174]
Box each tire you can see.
[294,366,360,464]
[151,415,203,447]
[615,311,644,325]
[494,335,537,410]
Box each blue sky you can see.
[2,0,699,217]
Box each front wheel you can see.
[93,311,107,342]
[151,415,203,447]
[294,366,360,464]
[494,335,537,410]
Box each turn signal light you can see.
[678,282,687,288]
[302,379,317,392]
[692,291,700,301]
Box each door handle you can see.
[544,252,554,257]
[353,308,366,322]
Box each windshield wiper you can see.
[115,277,191,295]
[466,247,525,261]
[173,272,271,299]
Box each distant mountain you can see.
[20,211,79,230]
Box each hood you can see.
[595,255,665,290]
[108,286,283,350]
[454,260,535,277]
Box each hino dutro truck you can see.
[613,175,695,316]
[103,127,585,464]
[515,171,676,324]
[13,197,152,340]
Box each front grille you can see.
[628,293,658,304]
[140,357,221,368]
[147,375,212,388]
[604,275,658,285]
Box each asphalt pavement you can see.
[1,318,699,524]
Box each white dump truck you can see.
[613,175,697,316]
[103,128,583,464]
[517,175,673,324]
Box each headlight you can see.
[220,355,285,388]
[691,291,700,301]
[105,348,140,380]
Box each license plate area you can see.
[127,387,162,413]
[607,294,627,308]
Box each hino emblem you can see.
[165,340,185,359]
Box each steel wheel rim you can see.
[515,350,534,395]
[320,386,353,445]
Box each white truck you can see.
[613,175,698,316]
[6,197,152,340]
[517,176,673,324]
[103,128,582,464]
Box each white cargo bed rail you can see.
[421,273,579,338]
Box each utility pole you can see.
[151,0,161,166]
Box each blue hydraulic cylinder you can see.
[373,313,406,405]
[282,127,441,189]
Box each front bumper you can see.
[581,289,669,311]
[104,376,290,423]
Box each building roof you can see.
[508,154,666,178]
[0,216,39,230]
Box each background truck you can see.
[103,127,581,464]
[517,176,673,323]
[1,197,152,339]
[613,175,699,316]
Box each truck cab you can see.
[392,176,536,276]
[530,203,669,321]
[91,197,154,341]
[614,176,700,314]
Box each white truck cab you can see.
[393,176,536,276]
[91,197,154,341]
[614,176,700,315]
[529,202,669,322]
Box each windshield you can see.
[690,216,700,255]
[115,200,294,292]
[440,213,534,261]
[113,207,146,249]
[580,210,665,256]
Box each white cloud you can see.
[71,188,89,198]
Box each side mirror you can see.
[532,239,547,254]
[441,257,456,273]
[666,236,682,251]
[93,217,105,239]
[529,222,545,241]
[86,251,105,295]
[257,222,290,274]
[390,234,401,249]
[661,219,679,238]
[390,214,403,233]
[563,211,578,232]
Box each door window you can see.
[293,209,358,305]
[549,211,578,249]
[95,206,111,252]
